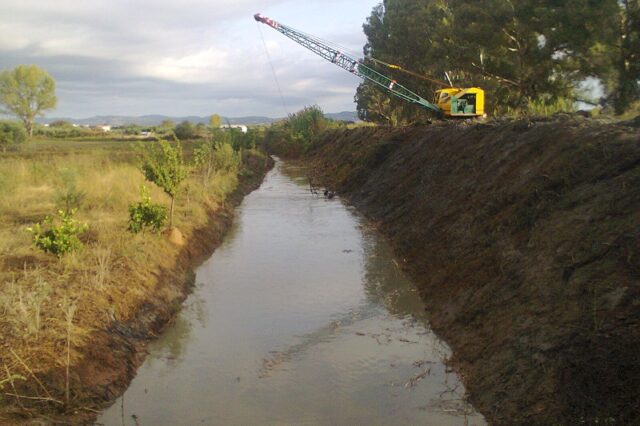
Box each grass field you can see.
[0,137,260,414]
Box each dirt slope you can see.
[306,116,640,425]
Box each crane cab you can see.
[434,87,485,118]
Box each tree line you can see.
[356,0,640,123]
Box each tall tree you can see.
[356,0,456,123]
[522,0,638,114]
[0,65,57,137]
[357,0,629,119]
[610,0,640,113]
[450,0,622,112]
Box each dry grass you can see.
[0,138,247,411]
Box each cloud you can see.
[0,0,379,117]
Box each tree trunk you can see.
[24,120,33,138]
[169,196,175,228]
[614,0,639,114]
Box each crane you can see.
[254,13,485,118]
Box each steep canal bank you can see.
[15,153,274,425]
[97,159,484,425]
[303,117,640,425]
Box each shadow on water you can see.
[145,290,207,369]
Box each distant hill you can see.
[37,111,358,127]
[325,111,359,122]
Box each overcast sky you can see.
[0,0,380,118]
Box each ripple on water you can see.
[97,159,485,426]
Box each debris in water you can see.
[404,369,431,389]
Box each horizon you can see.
[0,0,380,118]
[30,110,358,128]
[34,109,357,121]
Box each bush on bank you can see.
[261,106,342,157]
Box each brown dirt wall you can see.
[304,116,640,425]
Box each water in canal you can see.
[97,159,485,425]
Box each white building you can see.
[220,124,248,133]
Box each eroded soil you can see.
[305,116,640,425]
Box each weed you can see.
[93,247,111,289]
[128,185,167,233]
[27,209,88,257]
[64,300,77,407]
[54,168,86,213]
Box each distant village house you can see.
[220,124,248,133]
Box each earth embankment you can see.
[305,116,640,425]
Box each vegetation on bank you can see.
[259,105,370,157]
[0,132,268,417]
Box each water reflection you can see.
[145,289,207,369]
[360,229,426,320]
[97,159,484,426]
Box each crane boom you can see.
[254,13,442,115]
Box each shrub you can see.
[262,106,339,157]
[49,120,72,128]
[55,168,86,213]
[0,120,27,151]
[27,209,88,257]
[128,186,167,233]
[174,121,198,140]
[34,125,96,138]
[193,138,241,185]
[213,141,241,172]
[285,105,330,143]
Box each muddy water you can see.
[97,160,485,426]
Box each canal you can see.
[97,159,484,425]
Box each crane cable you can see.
[278,23,451,89]
[256,14,449,114]
[367,58,451,87]
[256,21,289,117]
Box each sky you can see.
[0,0,381,118]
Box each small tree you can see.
[0,65,57,137]
[210,114,222,128]
[160,119,174,129]
[139,139,187,227]
[193,138,217,186]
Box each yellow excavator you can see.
[255,13,486,119]
[373,59,486,118]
